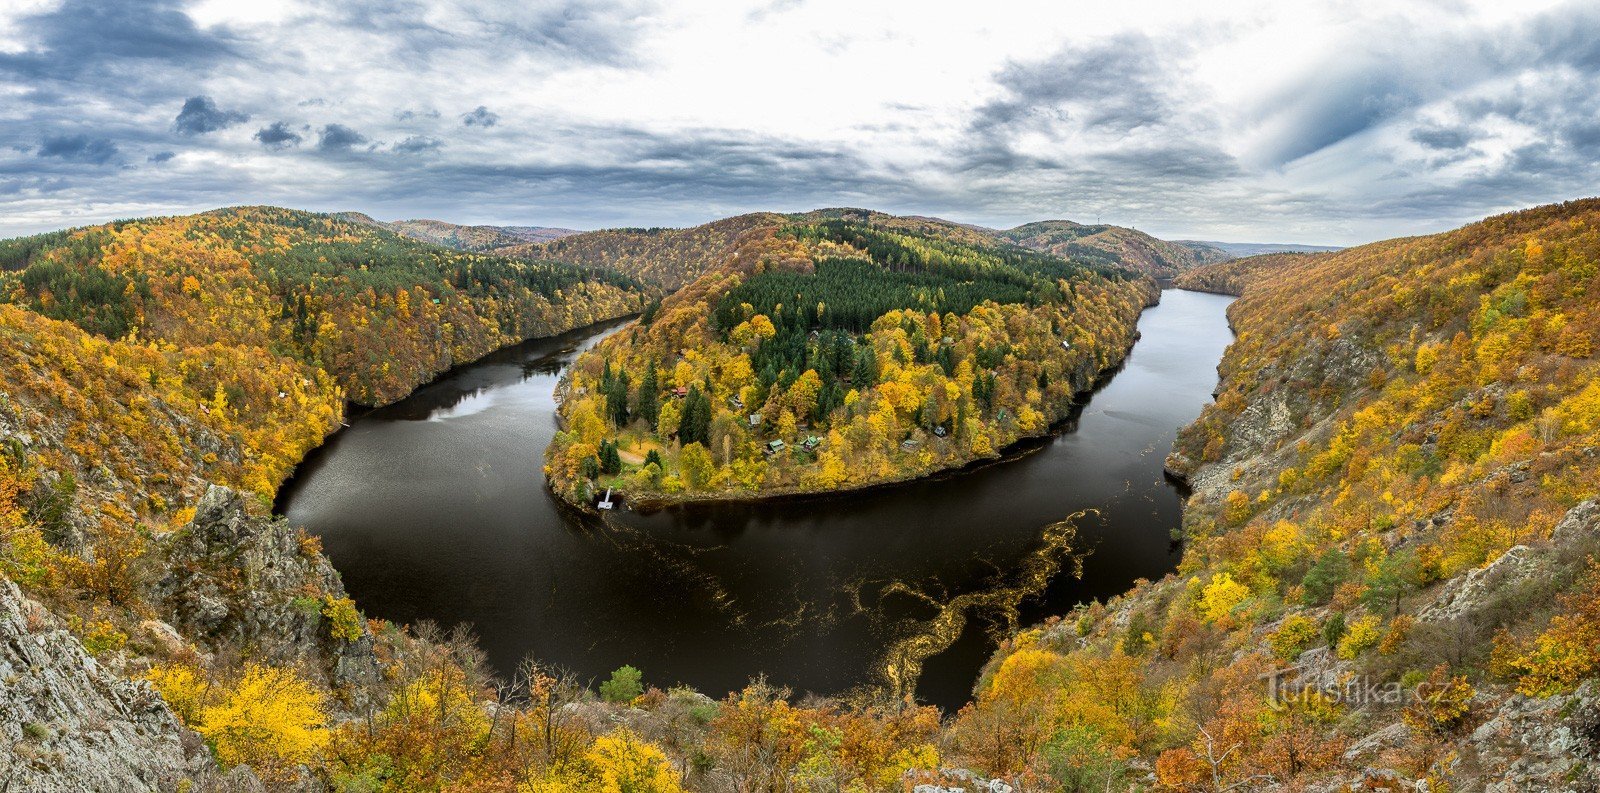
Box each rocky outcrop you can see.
[157,485,378,695]
[0,577,208,791]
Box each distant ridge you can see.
[996,220,1231,278]
[337,212,580,252]
[1173,239,1343,258]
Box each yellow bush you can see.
[198,664,329,780]
[1198,573,1250,623]
[1269,614,1318,661]
[145,661,208,724]
[581,729,685,793]
[1335,613,1382,660]
[321,596,363,642]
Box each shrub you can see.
[1336,613,1382,660]
[321,596,363,642]
[1301,548,1349,605]
[600,665,644,704]
[1270,614,1318,661]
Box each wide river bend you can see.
[276,288,1236,709]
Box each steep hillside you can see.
[545,211,1155,504]
[1172,250,1330,295]
[505,213,785,289]
[945,199,1600,790]
[997,220,1229,278]
[1,207,651,405]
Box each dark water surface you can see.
[276,289,1235,709]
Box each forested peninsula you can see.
[545,210,1156,505]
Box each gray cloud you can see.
[148,151,176,163]
[254,122,304,150]
[318,124,368,152]
[462,106,499,127]
[973,33,1172,138]
[37,135,119,165]
[1410,125,1472,150]
[0,0,238,84]
[394,136,444,155]
[174,96,250,136]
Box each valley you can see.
[0,200,1596,791]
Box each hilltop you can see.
[500,213,787,290]
[997,219,1231,278]
[498,208,1208,289]
[339,213,581,252]
[544,209,1156,504]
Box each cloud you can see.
[2,1,1599,245]
[394,136,443,155]
[0,0,238,83]
[174,96,250,136]
[254,122,304,150]
[462,106,499,127]
[1410,125,1472,150]
[37,135,119,165]
[319,124,368,152]
[333,0,654,67]
[973,33,1173,138]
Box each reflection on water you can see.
[276,290,1235,709]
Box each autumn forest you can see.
[0,195,1598,793]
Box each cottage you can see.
[900,438,921,451]
[932,425,947,438]
[764,439,787,457]
[671,386,689,398]
[728,396,745,410]
[801,436,821,451]
[748,413,763,428]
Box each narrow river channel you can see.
[276,288,1235,709]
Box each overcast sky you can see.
[2,0,1597,244]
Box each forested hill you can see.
[502,213,786,289]
[545,209,1156,504]
[950,198,1600,790]
[339,213,580,252]
[996,219,1230,278]
[501,208,1206,290]
[0,206,652,405]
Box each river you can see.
[275,288,1235,710]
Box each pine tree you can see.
[636,363,660,426]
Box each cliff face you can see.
[157,485,379,696]
[0,577,206,791]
